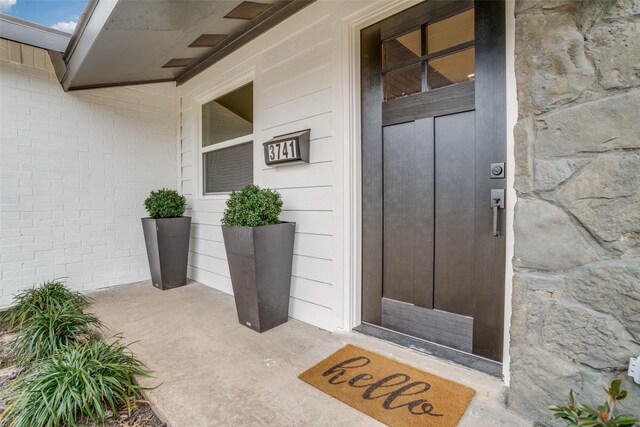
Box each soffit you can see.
[62,0,313,90]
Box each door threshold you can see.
[353,322,502,378]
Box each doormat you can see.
[298,344,475,427]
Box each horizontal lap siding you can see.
[179,5,340,330]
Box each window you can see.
[202,82,253,194]
[382,8,475,101]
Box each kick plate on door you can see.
[381,298,473,353]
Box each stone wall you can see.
[509,0,640,422]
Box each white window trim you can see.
[195,70,255,200]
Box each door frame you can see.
[338,0,518,383]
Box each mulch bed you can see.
[83,401,166,427]
[0,324,165,427]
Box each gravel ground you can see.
[0,329,19,415]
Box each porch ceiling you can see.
[58,0,314,91]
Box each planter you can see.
[222,222,295,333]
[141,217,191,290]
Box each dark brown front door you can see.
[361,0,506,362]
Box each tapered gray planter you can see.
[141,217,191,290]
[222,222,295,333]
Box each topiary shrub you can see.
[144,188,186,218]
[1,338,151,427]
[222,184,283,227]
[1,280,91,331]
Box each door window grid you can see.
[381,8,475,101]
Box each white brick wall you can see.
[0,39,178,307]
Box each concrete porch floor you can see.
[90,281,531,427]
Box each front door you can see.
[361,0,506,362]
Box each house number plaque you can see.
[263,129,310,166]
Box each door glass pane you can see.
[427,48,475,90]
[382,29,422,69]
[204,142,253,193]
[384,63,422,101]
[427,8,474,54]
[202,82,253,147]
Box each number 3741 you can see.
[268,140,297,162]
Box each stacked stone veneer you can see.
[509,0,640,422]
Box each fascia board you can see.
[61,0,119,91]
[0,13,70,52]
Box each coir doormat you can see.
[299,344,475,427]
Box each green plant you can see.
[222,184,283,227]
[549,379,638,427]
[144,188,186,218]
[11,302,102,367]
[0,338,151,427]
[1,280,91,331]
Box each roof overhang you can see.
[0,14,71,52]
[55,0,314,91]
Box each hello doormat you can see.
[298,344,475,427]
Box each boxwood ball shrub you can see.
[1,339,151,427]
[222,184,282,227]
[222,185,283,227]
[144,188,187,218]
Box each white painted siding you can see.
[0,39,178,307]
[178,1,377,331]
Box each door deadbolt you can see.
[490,162,505,179]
